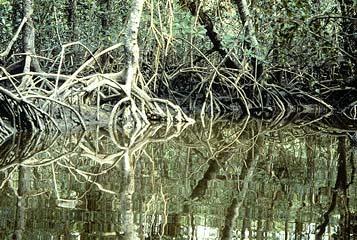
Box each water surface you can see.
[0,119,356,239]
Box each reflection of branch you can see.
[348,146,355,187]
[56,161,117,195]
[315,193,337,240]
[0,166,18,190]
[109,122,189,239]
[120,150,139,239]
[185,120,251,201]
[0,130,61,170]
[221,198,238,240]
[110,121,192,156]
[19,131,85,167]
[80,142,124,165]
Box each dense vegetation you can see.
[0,0,356,139]
[1,2,356,239]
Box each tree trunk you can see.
[179,0,239,68]
[67,0,77,41]
[123,0,145,96]
[235,0,259,50]
[337,0,356,84]
[234,0,263,79]
[21,0,41,87]
[23,0,34,73]
[98,0,112,35]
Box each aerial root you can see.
[1,42,195,142]
[109,85,194,138]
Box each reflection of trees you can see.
[221,123,264,240]
[315,136,355,239]
[110,122,192,239]
[119,150,138,240]
[156,118,263,239]
[177,119,355,239]
[13,166,30,240]
[0,131,60,170]
[0,122,192,239]
[0,119,356,239]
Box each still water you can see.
[0,119,356,239]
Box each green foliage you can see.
[0,0,12,47]
[0,0,354,89]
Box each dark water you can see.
[0,119,356,239]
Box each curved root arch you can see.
[0,86,59,140]
[109,84,194,137]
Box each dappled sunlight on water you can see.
[0,119,356,239]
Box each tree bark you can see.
[67,0,77,41]
[179,0,239,68]
[235,0,259,49]
[234,0,263,79]
[123,0,145,96]
[21,0,41,87]
[98,0,112,35]
[337,0,356,82]
[23,0,34,73]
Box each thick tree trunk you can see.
[235,0,259,49]
[21,0,41,87]
[123,0,145,96]
[23,0,34,73]
[234,0,263,79]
